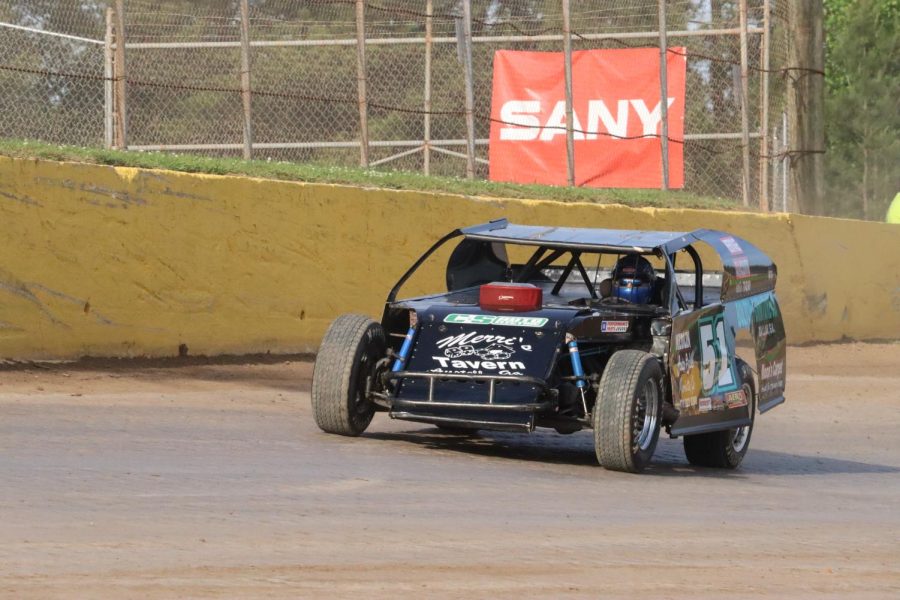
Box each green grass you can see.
[0,138,744,210]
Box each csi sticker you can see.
[601,320,629,333]
[698,397,712,413]
[444,314,548,328]
[725,389,748,408]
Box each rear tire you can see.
[683,359,755,469]
[311,314,385,436]
[594,350,663,473]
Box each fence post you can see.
[355,0,370,168]
[239,0,253,160]
[561,0,575,187]
[757,0,771,211]
[786,1,825,215]
[657,0,670,190]
[781,111,789,212]
[103,8,114,149]
[113,0,128,150]
[462,0,476,179]
[423,0,433,176]
[738,0,751,207]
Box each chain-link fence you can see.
[0,1,794,208]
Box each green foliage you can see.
[0,137,740,210]
[824,0,900,220]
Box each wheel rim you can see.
[633,378,660,452]
[730,382,753,453]
[352,353,373,422]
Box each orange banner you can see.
[489,48,686,188]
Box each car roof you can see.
[461,219,694,253]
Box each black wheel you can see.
[683,359,756,469]
[311,314,385,436]
[593,350,663,473]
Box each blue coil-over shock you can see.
[566,334,589,414]
[392,326,417,372]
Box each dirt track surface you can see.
[1,343,898,598]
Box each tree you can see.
[824,0,900,220]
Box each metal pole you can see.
[103,8,114,149]
[423,0,433,176]
[239,0,253,160]
[757,0,771,211]
[562,0,576,187]
[113,0,128,149]
[657,0,670,190]
[355,0,370,167]
[782,111,789,212]
[738,0,751,207]
[462,0,476,179]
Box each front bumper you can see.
[373,370,556,432]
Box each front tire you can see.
[311,314,385,436]
[683,359,756,469]
[594,350,663,473]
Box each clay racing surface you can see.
[1,343,898,598]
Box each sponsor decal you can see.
[489,48,687,189]
[698,397,712,413]
[679,396,699,411]
[733,256,751,279]
[430,330,532,375]
[725,389,748,408]
[760,359,784,381]
[679,374,698,396]
[756,321,775,340]
[444,313,548,328]
[675,353,693,374]
[675,331,691,351]
[601,320,629,333]
[431,357,526,373]
[720,236,744,256]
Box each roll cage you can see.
[386,218,778,315]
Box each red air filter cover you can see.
[479,282,542,312]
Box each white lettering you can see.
[499,100,541,141]
[630,97,676,137]
[433,359,527,372]
[586,99,629,140]
[539,101,585,141]
[436,332,517,350]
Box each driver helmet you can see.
[611,254,656,304]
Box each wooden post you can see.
[786,0,825,215]
[423,0,433,176]
[355,0,369,167]
[738,0,751,207]
[562,0,575,187]
[113,0,128,150]
[757,0,771,211]
[657,0,670,190]
[239,0,253,160]
[462,0,476,179]
[103,8,114,149]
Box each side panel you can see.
[749,293,788,412]
[669,304,751,436]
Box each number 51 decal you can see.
[698,314,737,395]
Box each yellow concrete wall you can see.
[0,156,897,359]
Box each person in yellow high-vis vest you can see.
[888,192,900,224]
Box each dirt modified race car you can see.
[312,219,787,473]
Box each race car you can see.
[311,219,787,473]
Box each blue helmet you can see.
[612,254,656,304]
